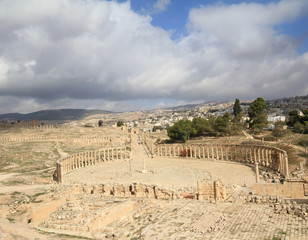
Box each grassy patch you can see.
[32,192,46,198]
[37,229,94,239]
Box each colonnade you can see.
[0,135,115,142]
[154,144,289,178]
[56,147,130,183]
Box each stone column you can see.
[245,147,248,162]
[255,162,259,183]
[57,163,62,183]
[284,153,289,178]
[265,148,269,166]
[261,148,265,166]
[72,156,75,170]
[278,152,283,173]
[221,147,224,161]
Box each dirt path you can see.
[0,172,18,182]
[56,142,69,158]
[0,184,48,194]
[0,219,49,240]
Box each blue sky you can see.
[0,0,307,113]
[125,0,308,52]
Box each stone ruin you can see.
[27,181,228,239]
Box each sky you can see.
[0,0,308,114]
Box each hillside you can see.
[0,109,112,121]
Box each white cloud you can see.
[153,0,171,13]
[187,0,308,59]
[0,0,307,114]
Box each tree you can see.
[167,120,196,142]
[287,108,308,134]
[272,121,286,138]
[192,118,215,137]
[153,126,163,132]
[233,99,242,118]
[287,110,300,127]
[215,112,231,135]
[98,120,103,127]
[248,97,268,130]
[117,121,124,127]
[294,121,305,133]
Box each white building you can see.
[267,116,286,123]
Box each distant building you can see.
[267,116,286,123]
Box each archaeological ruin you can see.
[0,125,307,240]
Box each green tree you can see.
[192,118,215,137]
[233,99,242,118]
[153,126,163,132]
[167,120,196,142]
[287,108,308,134]
[303,109,308,123]
[117,121,124,127]
[272,121,286,138]
[294,121,305,133]
[98,119,103,127]
[248,97,268,130]
[287,110,300,127]
[215,112,231,135]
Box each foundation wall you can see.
[252,182,307,199]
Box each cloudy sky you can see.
[0,0,307,114]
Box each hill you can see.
[0,109,112,121]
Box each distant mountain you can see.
[0,109,112,121]
[165,103,201,110]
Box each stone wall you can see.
[81,181,227,202]
[252,181,308,199]
[83,183,182,200]
[197,180,226,202]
